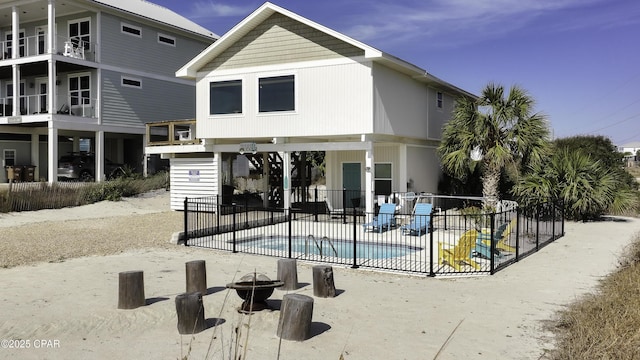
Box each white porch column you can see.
[11,65,20,116]
[95,130,104,181]
[364,142,374,218]
[31,133,39,180]
[282,151,291,210]
[47,124,58,184]
[399,144,408,192]
[48,0,55,53]
[48,1,56,114]
[11,6,18,59]
[262,152,270,208]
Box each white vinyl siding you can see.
[170,157,219,210]
[196,61,372,139]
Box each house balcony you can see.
[0,95,98,123]
[0,35,96,63]
[147,119,198,146]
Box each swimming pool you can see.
[237,235,423,260]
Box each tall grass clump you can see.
[0,171,169,213]
[548,231,640,359]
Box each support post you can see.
[277,258,298,290]
[277,294,314,341]
[118,271,145,309]
[185,260,207,295]
[312,265,336,298]
[175,292,206,334]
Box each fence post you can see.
[288,209,292,259]
[551,200,556,240]
[232,204,237,253]
[351,207,359,269]
[535,204,540,251]
[428,219,435,277]
[314,187,318,222]
[489,212,495,275]
[342,188,347,224]
[515,207,521,261]
[183,197,189,246]
[216,195,221,234]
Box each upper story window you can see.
[259,75,294,113]
[69,18,91,50]
[437,91,443,109]
[158,33,176,46]
[210,80,242,115]
[5,30,25,57]
[121,23,142,38]
[121,76,142,89]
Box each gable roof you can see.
[91,0,218,39]
[176,2,474,98]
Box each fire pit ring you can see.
[226,273,284,313]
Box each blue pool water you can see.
[238,235,422,259]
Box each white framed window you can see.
[374,163,392,196]
[35,26,47,55]
[68,73,91,105]
[158,33,176,46]
[5,29,25,57]
[437,91,443,109]
[3,149,16,167]
[69,18,91,50]
[210,79,243,115]
[121,76,142,89]
[6,81,26,115]
[258,75,295,113]
[121,23,142,38]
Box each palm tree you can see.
[438,83,550,209]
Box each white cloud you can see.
[338,0,634,48]
[187,1,254,18]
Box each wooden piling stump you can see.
[277,294,314,341]
[118,270,145,309]
[277,258,298,290]
[186,260,207,295]
[175,292,206,334]
[312,265,336,298]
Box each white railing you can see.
[0,35,95,61]
[0,96,98,118]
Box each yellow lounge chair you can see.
[439,229,481,271]
[478,218,517,253]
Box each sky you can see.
[152,0,640,146]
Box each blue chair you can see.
[362,203,397,233]
[400,203,433,236]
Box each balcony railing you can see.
[0,95,98,118]
[147,119,198,146]
[0,35,96,62]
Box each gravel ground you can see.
[0,190,182,268]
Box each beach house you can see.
[146,2,475,212]
[0,0,217,183]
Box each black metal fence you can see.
[183,195,564,276]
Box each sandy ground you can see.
[1,190,640,360]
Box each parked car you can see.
[57,152,125,181]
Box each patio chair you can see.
[325,200,344,218]
[477,218,517,253]
[400,203,433,236]
[362,203,397,233]
[438,229,481,271]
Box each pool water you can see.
[238,235,422,259]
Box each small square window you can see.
[121,23,141,37]
[374,163,392,196]
[210,80,242,114]
[158,34,176,46]
[259,75,295,112]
